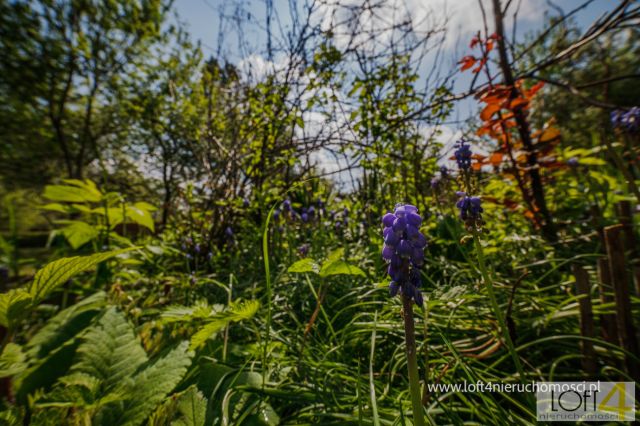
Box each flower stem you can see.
[402,294,426,426]
[472,229,534,407]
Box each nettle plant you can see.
[0,249,260,425]
[41,179,156,250]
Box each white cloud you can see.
[312,0,547,52]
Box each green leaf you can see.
[287,258,320,274]
[172,386,207,426]
[41,203,69,213]
[71,308,147,395]
[60,221,99,249]
[0,343,27,378]
[27,248,135,302]
[103,342,192,426]
[319,260,366,278]
[26,291,106,359]
[324,248,345,265]
[0,289,33,328]
[189,300,260,350]
[43,180,102,203]
[127,202,155,232]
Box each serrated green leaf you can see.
[102,341,192,426]
[287,258,319,274]
[28,248,135,302]
[189,300,259,350]
[172,386,207,426]
[71,308,147,395]
[0,289,33,328]
[0,343,27,378]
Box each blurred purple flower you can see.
[454,140,472,171]
[430,177,440,189]
[612,107,639,133]
[298,243,310,257]
[456,192,483,224]
[567,157,579,168]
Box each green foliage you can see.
[30,309,193,426]
[0,1,639,425]
[42,179,156,249]
[28,249,135,302]
[162,300,260,350]
[0,248,132,329]
[288,248,366,278]
[149,385,208,426]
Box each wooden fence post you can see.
[616,200,640,297]
[572,264,597,375]
[604,224,639,381]
[596,258,618,345]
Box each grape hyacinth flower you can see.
[440,165,449,178]
[567,157,579,168]
[243,197,250,208]
[381,204,427,307]
[430,177,440,189]
[298,243,310,257]
[456,192,483,230]
[381,204,428,426]
[454,140,472,171]
[225,226,234,237]
[612,107,640,133]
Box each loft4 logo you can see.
[597,383,634,419]
[537,382,636,422]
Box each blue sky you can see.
[171,0,618,178]
[173,0,615,61]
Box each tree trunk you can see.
[491,0,557,242]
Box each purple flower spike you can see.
[612,107,640,133]
[389,282,400,296]
[456,193,484,228]
[381,203,427,306]
[392,216,407,232]
[382,245,395,260]
[382,213,396,227]
[406,212,422,227]
[454,140,472,171]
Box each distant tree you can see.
[0,0,170,187]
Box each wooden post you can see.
[616,201,640,297]
[596,258,617,345]
[572,264,597,375]
[604,225,640,381]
